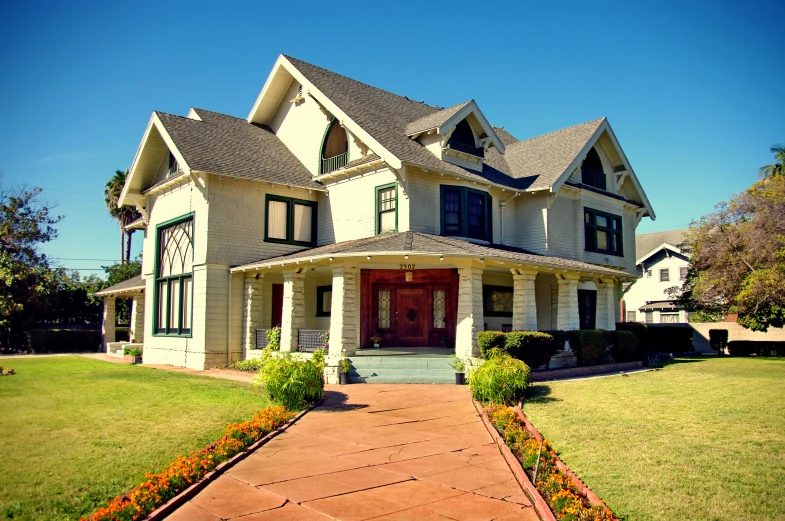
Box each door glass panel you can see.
[433,290,445,329]
[378,290,391,329]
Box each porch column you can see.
[242,273,264,350]
[456,266,484,359]
[595,278,616,330]
[129,293,145,343]
[102,296,116,352]
[329,265,360,357]
[511,269,538,331]
[555,274,580,331]
[280,271,306,352]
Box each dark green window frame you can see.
[584,207,623,256]
[439,185,493,242]
[153,213,194,337]
[264,194,317,247]
[483,285,513,317]
[375,182,398,235]
[316,285,332,317]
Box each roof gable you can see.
[635,229,689,264]
[405,100,506,154]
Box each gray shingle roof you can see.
[636,229,690,260]
[233,231,633,277]
[156,109,323,190]
[93,275,145,297]
[405,100,473,135]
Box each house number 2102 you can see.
[399,264,416,270]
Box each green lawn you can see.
[0,356,270,521]
[524,357,785,521]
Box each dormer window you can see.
[581,148,606,190]
[167,152,178,177]
[447,120,484,158]
[320,118,348,174]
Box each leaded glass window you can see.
[155,217,193,335]
[378,290,391,329]
[433,290,445,329]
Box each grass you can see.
[0,356,271,521]
[523,357,785,521]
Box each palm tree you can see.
[759,144,785,178]
[104,169,141,263]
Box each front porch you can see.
[92,275,146,357]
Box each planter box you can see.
[123,355,142,364]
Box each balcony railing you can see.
[320,152,348,174]
[298,329,328,353]
[446,141,485,158]
[581,169,606,191]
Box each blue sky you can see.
[1,0,782,276]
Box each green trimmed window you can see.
[584,207,622,256]
[440,185,492,241]
[376,183,397,235]
[316,286,332,317]
[155,216,193,336]
[265,195,317,246]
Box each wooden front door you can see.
[271,284,283,328]
[396,288,428,347]
[578,289,597,330]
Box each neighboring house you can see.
[622,229,690,323]
[97,54,655,376]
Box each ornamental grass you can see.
[83,406,293,521]
[488,405,615,521]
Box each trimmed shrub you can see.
[610,330,641,362]
[25,329,101,353]
[727,341,754,356]
[567,330,609,365]
[477,331,507,358]
[504,331,562,369]
[469,351,530,405]
[253,349,325,410]
[647,325,693,353]
[709,329,729,355]
[728,341,785,357]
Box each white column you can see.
[595,279,617,330]
[329,266,360,358]
[456,266,484,359]
[129,293,145,343]
[511,269,538,331]
[556,274,580,331]
[242,274,264,350]
[102,296,116,351]
[280,271,305,352]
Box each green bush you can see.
[709,329,729,355]
[469,351,530,405]
[648,326,694,353]
[567,330,609,365]
[610,330,641,362]
[477,331,507,358]
[504,331,562,369]
[266,326,281,351]
[727,341,785,357]
[253,349,324,410]
[231,358,267,371]
[25,329,101,353]
[616,322,651,352]
[123,347,142,356]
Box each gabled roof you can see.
[636,229,690,265]
[405,101,473,135]
[92,275,144,297]
[231,231,634,278]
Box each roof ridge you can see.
[192,108,248,122]
[155,110,200,122]
[509,117,606,147]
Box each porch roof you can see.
[92,275,145,297]
[639,300,682,312]
[231,231,635,278]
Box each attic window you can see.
[447,120,484,158]
[320,118,348,173]
[581,148,606,190]
[167,152,178,177]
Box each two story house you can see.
[99,55,655,377]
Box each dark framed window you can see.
[584,208,622,256]
[167,152,178,177]
[679,267,688,280]
[154,214,194,336]
[440,186,492,241]
[483,285,513,317]
[265,194,317,246]
[660,268,670,282]
[581,148,606,190]
[376,183,397,235]
[316,286,332,317]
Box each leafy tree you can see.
[759,144,785,178]
[105,169,141,263]
[40,271,106,325]
[0,176,63,345]
[678,175,785,331]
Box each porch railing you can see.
[447,141,485,158]
[581,168,606,191]
[298,329,328,352]
[320,152,348,174]
[255,329,270,350]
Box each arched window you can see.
[447,119,484,158]
[320,118,348,173]
[581,148,606,190]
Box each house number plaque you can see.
[399,264,416,270]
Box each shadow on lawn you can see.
[524,384,560,404]
[660,356,710,368]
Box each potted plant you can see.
[370,334,381,349]
[339,357,352,385]
[123,347,142,364]
[450,355,466,385]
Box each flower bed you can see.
[487,404,616,521]
[83,406,294,521]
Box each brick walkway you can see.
[167,384,539,520]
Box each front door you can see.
[578,289,597,330]
[271,284,283,328]
[396,288,428,347]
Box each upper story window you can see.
[584,207,622,256]
[679,266,688,280]
[155,215,193,336]
[660,268,670,282]
[320,118,348,174]
[376,183,397,235]
[581,148,606,190]
[440,186,492,242]
[447,119,484,158]
[167,152,179,177]
[265,194,317,246]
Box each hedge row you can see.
[615,323,694,353]
[26,329,102,353]
[727,341,785,357]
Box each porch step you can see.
[347,356,456,384]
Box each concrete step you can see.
[347,355,458,384]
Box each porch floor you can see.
[353,347,454,357]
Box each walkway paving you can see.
[167,384,539,521]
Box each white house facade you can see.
[99,55,656,379]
